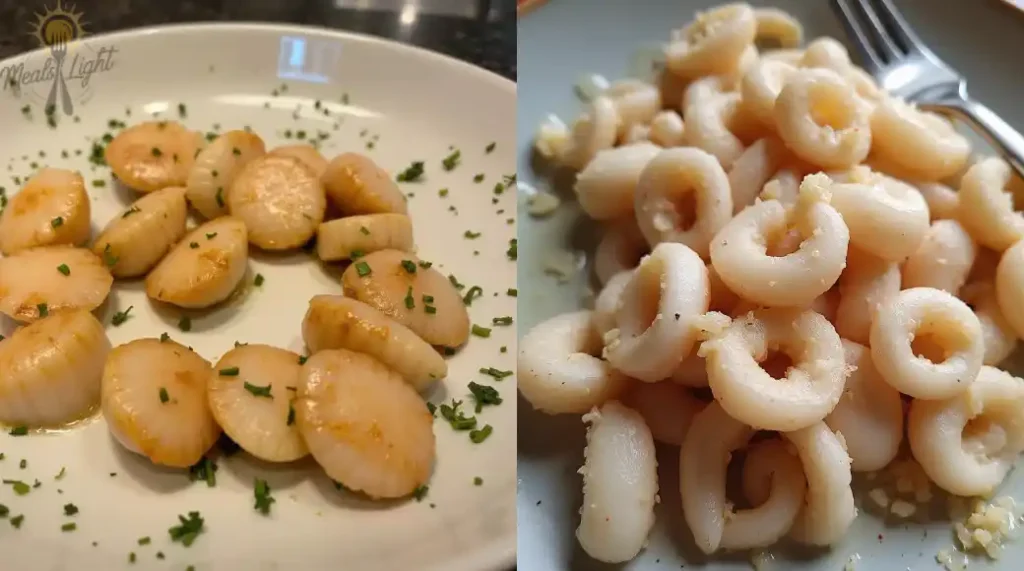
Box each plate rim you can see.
[0,19,517,571]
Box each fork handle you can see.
[924,99,1024,178]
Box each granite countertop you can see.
[0,0,516,80]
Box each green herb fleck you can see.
[492,316,513,326]
[507,288,518,297]
[159,387,169,403]
[244,382,272,398]
[10,514,24,528]
[219,367,240,376]
[471,325,491,338]
[442,149,461,171]
[253,478,275,515]
[36,303,47,317]
[287,402,295,426]
[206,232,217,239]
[355,261,372,277]
[469,424,493,443]
[404,287,415,310]
[63,503,78,516]
[474,476,484,485]
[254,273,265,287]
[111,306,134,326]
[215,187,225,207]
[463,286,483,306]
[464,230,481,239]
[479,367,513,380]
[439,400,477,431]
[188,457,217,488]
[151,147,163,157]
[396,161,425,182]
[178,316,192,332]
[9,426,27,436]
[102,244,119,267]
[468,382,502,412]
[160,332,170,342]
[168,511,205,547]
[485,142,496,153]
[298,355,308,365]
[507,238,517,260]
[473,174,485,183]
[51,216,64,228]
[189,241,199,249]
[412,485,429,501]
[3,480,30,495]
[57,263,70,276]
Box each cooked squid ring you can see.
[683,77,746,168]
[761,48,804,66]
[784,422,856,546]
[753,7,803,48]
[961,282,1017,366]
[698,307,846,431]
[606,80,661,139]
[869,97,971,182]
[869,287,984,400]
[519,311,628,414]
[727,137,788,213]
[824,340,904,472]
[561,96,621,170]
[634,147,733,259]
[592,270,633,337]
[604,242,709,382]
[622,123,652,145]
[774,68,871,169]
[625,381,704,445]
[665,3,757,78]
[835,246,901,345]
[593,219,648,285]
[577,401,659,563]
[648,110,686,147]
[908,366,1024,497]
[740,59,798,128]
[709,175,849,308]
[827,166,930,262]
[575,142,662,221]
[799,37,852,72]
[719,438,807,550]
[995,238,1024,339]
[957,157,1024,252]
[902,219,977,294]
[915,182,959,221]
[758,168,801,206]
[679,401,756,554]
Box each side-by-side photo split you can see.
[0,1,516,570]
[517,0,1024,570]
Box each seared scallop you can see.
[302,295,447,390]
[0,246,113,323]
[269,144,328,177]
[228,155,325,250]
[145,216,248,308]
[0,168,91,255]
[316,213,414,262]
[297,349,435,499]
[104,121,204,193]
[91,186,188,278]
[341,249,470,347]
[207,344,309,463]
[321,153,407,215]
[186,130,266,220]
[0,310,110,427]
[102,338,220,468]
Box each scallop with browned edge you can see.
[186,130,267,220]
[145,216,248,308]
[321,152,407,216]
[297,349,435,499]
[92,186,188,278]
[341,249,470,347]
[0,246,113,323]
[228,155,325,250]
[104,121,204,193]
[0,168,91,255]
[269,144,328,178]
[0,310,110,427]
[316,213,414,262]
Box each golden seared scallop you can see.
[302,295,447,391]
[316,213,414,262]
[321,152,407,215]
[145,216,248,308]
[0,168,91,255]
[104,121,204,193]
[101,338,220,468]
[186,130,266,220]
[91,186,188,278]
[341,249,471,347]
[0,310,110,427]
[0,246,113,323]
[228,155,326,250]
[269,144,328,177]
[297,349,435,499]
[207,344,308,462]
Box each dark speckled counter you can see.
[0,0,516,80]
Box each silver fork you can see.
[830,0,1024,178]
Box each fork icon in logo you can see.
[45,20,75,115]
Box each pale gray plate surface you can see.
[516,1,1024,569]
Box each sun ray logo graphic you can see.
[30,1,88,48]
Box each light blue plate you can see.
[516,0,1024,569]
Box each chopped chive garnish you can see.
[138,536,151,545]
[54,467,65,480]
[468,382,502,412]
[473,174,485,183]
[63,503,78,516]
[287,402,295,426]
[215,187,224,207]
[159,387,169,403]
[474,476,484,485]
[36,303,47,317]
[424,305,437,314]
[507,238,517,260]
[439,400,477,430]
[355,261,372,277]
[111,306,134,326]
[3,480,30,494]
[253,478,275,515]
[206,232,217,239]
[442,149,461,171]
[469,424,493,443]
[492,316,513,326]
[485,142,496,153]
[507,288,518,297]
[168,511,205,547]
[449,275,464,289]
[400,260,417,274]
[232,147,241,156]
[189,242,199,249]
[463,286,483,306]
[254,273,265,287]
[244,382,272,398]
[219,367,240,376]
[471,325,491,338]
[350,249,365,259]
[359,226,370,236]
[396,161,425,182]
[178,316,192,331]
[298,355,308,365]
[188,457,217,487]
[51,216,63,228]
[438,188,449,197]
[102,244,118,267]
[57,263,70,276]
[422,294,435,303]
[128,553,136,563]
[9,426,26,436]
[151,147,162,157]
[412,485,429,501]
[418,260,433,269]
[464,230,481,239]
[404,287,415,309]
[61,522,76,532]
[479,367,513,380]
[10,514,24,528]
[160,332,170,342]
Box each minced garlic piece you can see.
[526,192,561,217]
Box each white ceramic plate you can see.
[517,1,1024,570]
[0,23,517,571]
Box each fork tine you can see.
[849,0,906,61]
[873,0,927,55]
[830,0,884,73]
